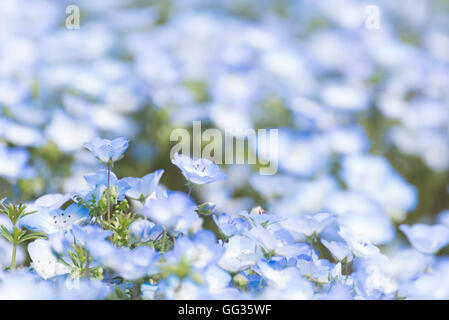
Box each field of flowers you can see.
[0,0,449,300]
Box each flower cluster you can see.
[0,138,447,300]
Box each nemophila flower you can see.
[399,224,449,254]
[218,235,263,272]
[70,224,112,246]
[141,283,161,300]
[142,192,201,234]
[256,261,314,299]
[400,260,449,299]
[238,209,280,227]
[28,239,71,280]
[295,256,335,283]
[326,191,395,244]
[162,276,209,300]
[0,271,56,300]
[84,137,129,164]
[340,155,418,219]
[202,264,241,299]
[338,227,385,260]
[129,219,164,242]
[268,177,337,218]
[85,239,160,280]
[379,248,434,281]
[269,130,328,177]
[353,264,398,299]
[171,152,226,185]
[0,144,31,181]
[213,213,249,237]
[46,111,96,153]
[280,212,336,238]
[165,231,224,271]
[338,210,395,245]
[246,224,310,258]
[55,278,111,300]
[21,201,89,235]
[122,169,164,201]
[321,239,353,263]
[81,170,131,202]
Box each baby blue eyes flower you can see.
[129,219,164,242]
[84,137,129,164]
[280,212,336,238]
[166,231,224,270]
[399,224,449,254]
[21,203,89,234]
[321,239,353,263]
[142,192,200,234]
[82,170,131,202]
[171,153,226,185]
[85,239,160,280]
[20,194,90,234]
[122,169,164,201]
[213,213,249,237]
[338,227,385,260]
[70,224,113,247]
[28,239,71,279]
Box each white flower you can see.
[28,239,71,280]
[218,235,263,272]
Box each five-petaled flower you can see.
[171,153,226,185]
[84,137,129,165]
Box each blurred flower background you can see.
[0,0,449,299]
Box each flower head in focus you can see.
[84,137,129,165]
[20,194,89,234]
[172,153,226,185]
[122,169,164,202]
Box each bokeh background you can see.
[0,0,448,250]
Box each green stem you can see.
[107,164,111,222]
[11,244,17,271]
[11,225,18,271]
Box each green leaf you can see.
[0,225,13,243]
[17,231,46,244]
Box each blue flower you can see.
[400,224,449,254]
[70,224,113,246]
[280,212,336,238]
[142,191,201,234]
[84,137,129,164]
[172,153,226,185]
[165,231,224,270]
[213,213,249,237]
[122,169,164,201]
[0,144,31,181]
[20,194,89,234]
[129,219,164,242]
[85,239,160,281]
[81,170,131,202]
